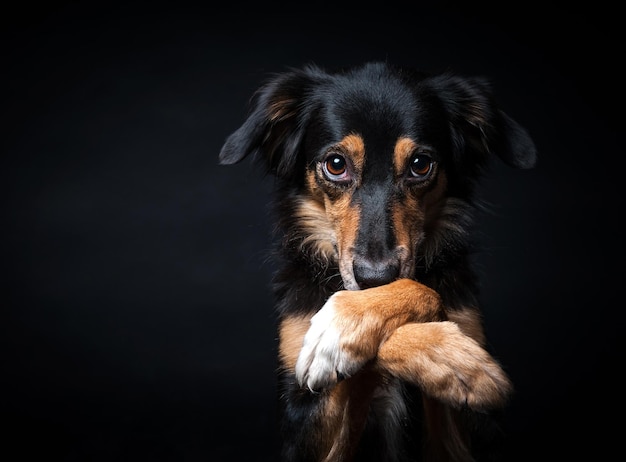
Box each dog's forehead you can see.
[326,79,414,132]
[315,71,444,152]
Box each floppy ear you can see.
[430,74,537,170]
[218,66,325,177]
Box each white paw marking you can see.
[295,296,348,391]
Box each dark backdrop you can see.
[2,2,622,461]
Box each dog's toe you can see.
[295,299,345,390]
[304,327,342,389]
[295,294,373,391]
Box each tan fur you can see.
[320,370,382,462]
[336,134,366,178]
[293,196,336,264]
[377,321,512,410]
[331,279,444,355]
[332,198,359,289]
[279,314,313,370]
[304,279,511,409]
[298,134,370,287]
[393,137,417,177]
[391,197,423,279]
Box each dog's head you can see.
[219,62,536,290]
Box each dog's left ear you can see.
[430,74,538,169]
[219,66,324,177]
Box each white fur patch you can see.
[295,296,347,391]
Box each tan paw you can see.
[378,321,513,410]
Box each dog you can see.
[218,61,536,462]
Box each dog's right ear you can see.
[219,66,324,177]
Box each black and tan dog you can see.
[219,61,536,462]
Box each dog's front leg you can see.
[279,315,381,462]
[294,278,443,392]
[293,278,512,411]
[377,322,512,410]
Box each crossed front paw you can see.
[378,322,513,410]
[294,292,375,392]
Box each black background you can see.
[2,2,622,461]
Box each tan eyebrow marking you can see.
[394,137,417,177]
[335,133,366,179]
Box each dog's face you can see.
[219,62,536,290]
[299,131,446,290]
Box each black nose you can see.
[353,258,400,289]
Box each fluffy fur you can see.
[219,61,536,462]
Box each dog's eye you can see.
[323,154,348,180]
[409,154,434,179]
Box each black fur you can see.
[219,61,536,461]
